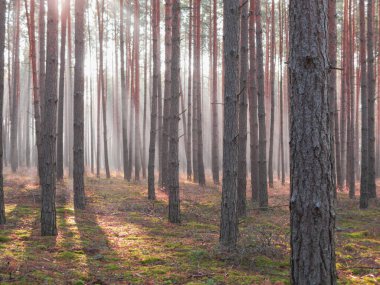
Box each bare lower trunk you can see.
[268,0,275,188]
[73,0,86,209]
[0,0,6,225]
[249,0,259,202]
[367,0,377,199]
[148,0,159,200]
[237,0,248,217]
[219,0,239,252]
[256,0,268,209]
[40,0,59,236]
[168,0,180,223]
[57,0,68,181]
[289,1,336,283]
[359,0,369,209]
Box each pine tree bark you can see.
[219,0,239,252]
[57,0,68,181]
[161,0,172,188]
[367,0,377,199]
[359,0,369,209]
[278,0,285,185]
[133,0,141,181]
[289,1,337,283]
[186,0,192,180]
[249,0,259,202]
[10,0,21,172]
[24,0,42,179]
[256,0,268,209]
[192,0,199,182]
[148,0,159,200]
[96,0,110,179]
[168,0,180,223]
[120,0,129,180]
[237,0,248,217]
[328,0,342,192]
[39,0,46,117]
[211,0,219,185]
[73,0,86,209]
[268,0,275,188]
[0,0,6,225]
[40,0,59,236]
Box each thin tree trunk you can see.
[39,0,45,118]
[192,0,199,183]
[133,0,141,181]
[73,0,86,209]
[142,0,148,179]
[211,0,219,185]
[367,0,377,199]
[10,0,20,172]
[40,0,59,236]
[148,0,159,200]
[278,0,285,185]
[219,0,239,252]
[289,1,336,282]
[256,0,268,209]
[195,0,205,186]
[186,0,192,180]
[268,0,275,188]
[237,0,248,217]
[0,0,6,225]
[161,0,172,188]
[249,0,259,202]
[57,0,68,181]
[168,0,180,223]
[120,0,129,180]
[97,0,110,179]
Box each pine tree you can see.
[40,0,59,236]
[73,0,86,209]
[289,1,336,282]
[219,0,240,252]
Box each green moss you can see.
[0,235,11,243]
[57,251,84,261]
[141,257,163,265]
[344,231,370,239]
[105,264,120,270]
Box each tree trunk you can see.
[161,0,172,188]
[120,0,129,180]
[133,0,141,181]
[96,0,110,179]
[142,0,148,179]
[148,0,159,200]
[10,0,21,172]
[39,0,45,117]
[168,0,180,223]
[192,0,199,183]
[328,0,341,192]
[256,0,268,209]
[289,1,337,283]
[249,0,259,202]
[57,0,68,181]
[359,0,369,209]
[278,0,285,185]
[40,0,59,236]
[211,0,219,185]
[195,0,205,186]
[73,0,86,209]
[237,0,248,217]
[219,0,239,252]
[186,0,192,180]
[0,0,6,225]
[367,0,377,199]
[268,0,275,188]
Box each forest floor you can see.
[0,170,379,285]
